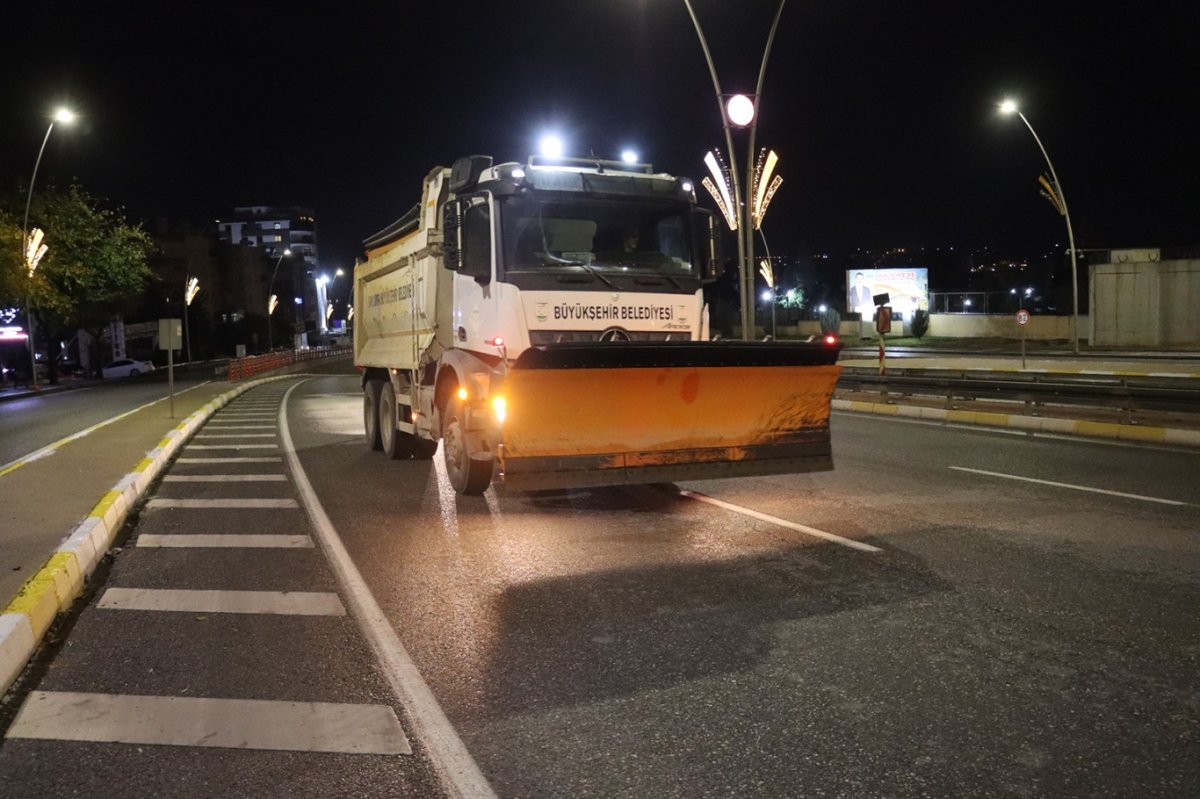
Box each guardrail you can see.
[227,345,351,381]
[837,367,1200,421]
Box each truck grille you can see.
[528,331,677,345]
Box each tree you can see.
[1,185,153,381]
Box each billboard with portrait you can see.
[846,268,929,319]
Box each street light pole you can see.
[1000,100,1080,353]
[681,0,787,340]
[21,107,76,389]
[184,275,200,363]
[266,248,291,352]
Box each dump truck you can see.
[354,154,841,494]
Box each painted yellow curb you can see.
[4,572,60,640]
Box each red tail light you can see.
[823,334,838,345]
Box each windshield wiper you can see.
[564,259,616,288]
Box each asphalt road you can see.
[0,374,213,468]
[2,373,1197,797]
[291,375,1198,797]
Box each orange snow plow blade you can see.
[496,342,841,490]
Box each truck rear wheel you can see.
[379,383,413,460]
[442,401,492,495]
[363,379,384,451]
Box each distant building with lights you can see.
[217,207,320,328]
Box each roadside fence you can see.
[227,345,351,381]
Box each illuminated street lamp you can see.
[184,276,200,363]
[680,0,787,339]
[21,106,77,388]
[266,248,292,351]
[1000,98,1080,353]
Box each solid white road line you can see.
[6,691,410,755]
[175,457,282,463]
[679,489,883,552]
[98,587,344,615]
[205,424,278,429]
[187,444,279,450]
[148,498,298,508]
[196,433,277,438]
[137,534,312,548]
[163,474,288,482]
[948,466,1189,506]
[280,380,497,798]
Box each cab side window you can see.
[464,202,492,281]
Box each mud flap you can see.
[495,342,841,490]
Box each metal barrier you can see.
[226,345,352,381]
[837,367,1200,422]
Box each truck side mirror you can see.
[442,202,464,271]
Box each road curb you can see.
[832,399,1200,447]
[0,374,299,698]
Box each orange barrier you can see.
[226,345,351,382]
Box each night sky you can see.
[3,1,1197,273]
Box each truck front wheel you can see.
[379,383,413,460]
[442,401,492,495]
[363,379,384,451]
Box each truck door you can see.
[453,194,498,349]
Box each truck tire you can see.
[442,401,492,494]
[379,383,413,460]
[363,379,384,451]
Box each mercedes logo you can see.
[599,327,631,343]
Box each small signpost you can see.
[159,318,182,417]
[1016,308,1031,369]
[873,293,891,375]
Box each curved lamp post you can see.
[184,276,200,363]
[21,107,77,388]
[681,0,787,339]
[1000,99,1080,353]
[266,248,291,351]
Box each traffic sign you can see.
[1016,309,1031,327]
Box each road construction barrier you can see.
[227,345,351,381]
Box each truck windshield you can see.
[500,195,697,278]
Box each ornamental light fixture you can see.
[750,148,783,230]
[701,150,738,230]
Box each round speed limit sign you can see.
[1016,309,1031,326]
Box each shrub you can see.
[911,309,930,339]
[818,307,841,335]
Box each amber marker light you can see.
[492,396,507,424]
[456,387,469,401]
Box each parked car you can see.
[101,358,156,379]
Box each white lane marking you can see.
[163,474,287,482]
[148,498,299,509]
[187,444,279,450]
[280,380,497,798]
[678,489,883,552]
[6,691,409,754]
[196,433,277,439]
[0,381,214,478]
[98,588,344,615]
[208,419,280,427]
[947,466,1189,506]
[137,534,312,548]
[835,411,1200,455]
[175,457,282,463]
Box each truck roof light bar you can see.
[527,155,654,175]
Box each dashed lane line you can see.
[678,489,883,552]
[97,587,344,615]
[163,474,287,482]
[7,691,409,755]
[175,457,282,463]
[948,466,1190,506]
[137,534,312,548]
[147,498,298,509]
[187,444,279,450]
[196,433,277,439]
